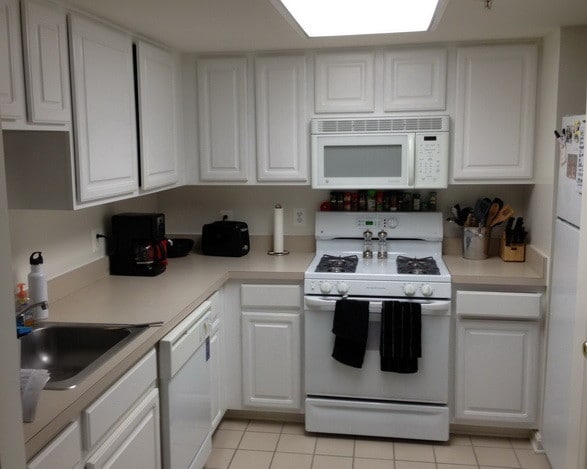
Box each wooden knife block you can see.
[499,233,526,262]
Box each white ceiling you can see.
[64,0,587,53]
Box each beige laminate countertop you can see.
[24,250,313,459]
[23,244,547,458]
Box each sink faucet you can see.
[16,301,48,324]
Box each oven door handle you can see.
[304,297,450,315]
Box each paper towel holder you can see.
[268,203,290,256]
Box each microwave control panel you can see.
[414,133,449,188]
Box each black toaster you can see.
[201,219,250,257]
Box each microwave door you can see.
[312,134,414,189]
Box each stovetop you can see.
[396,256,441,275]
[304,212,451,299]
[315,254,359,273]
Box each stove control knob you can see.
[387,217,399,229]
[403,283,416,297]
[421,284,434,297]
[320,281,333,294]
[337,282,349,295]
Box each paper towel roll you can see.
[273,204,284,253]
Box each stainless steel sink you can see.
[20,323,148,390]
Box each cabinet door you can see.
[314,51,374,113]
[255,55,308,182]
[0,0,26,120]
[242,311,301,410]
[136,41,179,190]
[453,44,537,182]
[21,0,70,124]
[210,329,224,430]
[86,388,161,469]
[383,48,447,111]
[69,14,139,202]
[28,421,82,469]
[455,319,539,425]
[197,57,249,182]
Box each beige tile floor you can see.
[205,419,552,469]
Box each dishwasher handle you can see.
[304,296,450,316]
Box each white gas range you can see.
[305,211,451,299]
[304,211,452,442]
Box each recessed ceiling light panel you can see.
[270,0,447,37]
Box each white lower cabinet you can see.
[455,319,539,425]
[454,290,542,427]
[27,421,82,469]
[85,388,160,469]
[27,349,160,469]
[241,284,302,411]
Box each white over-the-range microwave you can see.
[311,116,449,189]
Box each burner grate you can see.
[396,256,440,275]
[315,254,359,273]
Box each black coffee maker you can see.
[109,213,167,276]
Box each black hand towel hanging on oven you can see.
[331,299,370,368]
[380,301,422,373]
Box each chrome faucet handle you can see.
[16,301,48,323]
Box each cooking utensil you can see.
[465,213,477,227]
[505,217,515,245]
[485,202,500,227]
[489,204,514,227]
[492,197,504,210]
[474,198,492,227]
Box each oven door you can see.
[304,296,450,404]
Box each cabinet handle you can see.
[583,341,587,358]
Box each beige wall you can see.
[527,31,560,258]
[9,194,158,285]
[0,131,26,468]
[158,184,531,239]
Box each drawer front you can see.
[28,421,82,469]
[241,284,301,309]
[82,349,156,450]
[456,291,542,319]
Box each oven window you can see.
[324,145,403,178]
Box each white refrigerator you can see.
[542,115,585,469]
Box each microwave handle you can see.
[406,134,415,187]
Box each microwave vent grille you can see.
[312,116,449,134]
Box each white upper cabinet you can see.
[136,41,179,190]
[197,57,249,182]
[383,48,447,111]
[255,55,308,182]
[21,0,70,124]
[69,14,139,202]
[0,0,26,121]
[314,51,375,113]
[453,44,538,183]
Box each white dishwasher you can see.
[159,300,213,469]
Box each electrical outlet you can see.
[91,228,103,253]
[294,208,306,226]
[219,210,233,219]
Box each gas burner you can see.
[315,254,359,273]
[396,256,440,275]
